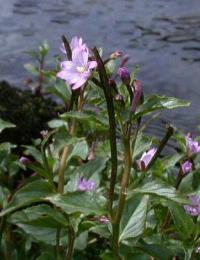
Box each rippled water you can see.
[0,0,200,133]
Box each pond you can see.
[0,0,200,133]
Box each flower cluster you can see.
[77,178,96,192]
[184,195,200,216]
[57,36,97,89]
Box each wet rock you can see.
[0,81,61,149]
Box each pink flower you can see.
[77,178,96,192]
[118,67,130,85]
[60,36,87,54]
[19,156,32,165]
[99,216,109,224]
[184,195,200,216]
[137,148,157,171]
[181,161,192,175]
[186,133,200,155]
[57,48,97,89]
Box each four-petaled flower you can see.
[57,47,97,89]
[184,195,200,216]
[186,133,200,155]
[137,148,157,171]
[77,178,96,192]
[57,36,97,89]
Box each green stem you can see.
[65,226,75,260]
[0,216,6,251]
[58,146,70,194]
[55,227,61,259]
[93,47,118,216]
[112,131,132,258]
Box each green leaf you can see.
[0,185,9,207]
[14,218,59,245]
[46,192,106,216]
[24,63,39,75]
[47,81,71,104]
[133,134,153,158]
[160,153,183,170]
[61,110,108,129]
[130,181,189,204]
[75,230,88,250]
[134,95,190,119]
[48,119,68,129]
[10,204,68,227]
[69,140,89,161]
[0,180,54,217]
[119,196,149,241]
[138,239,173,259]
[0,118,15,133]
[76,157,108,185]
[168,202,195,240]
[37,252,55,260]
[90,224,111,238]
[23,145,42,164]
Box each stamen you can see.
[77,66,85,73]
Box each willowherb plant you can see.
[0,35,200,260]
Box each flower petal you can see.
[72,48,89,66]
[72,78,87,89]
[88,61,97,70]
[60,61,74,70]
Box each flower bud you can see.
[181,161,192,175]
[99,216,109,224]
[110,50,123,59]
[19,156,32,165]
[118,67,130,85]
[131,80,142,113]
[137,148,157,171]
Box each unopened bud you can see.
[19,156,32,165]
[40,130,48,138]
[181,161,192,175]
[110,50,123,59]
[131,80,142,113]
[118,67,130,85]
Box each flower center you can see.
[77,66,86,73]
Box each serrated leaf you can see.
[0,180,54,217]
[10,204,68,227]
[119,196,149,241]
[168,202,195,240]
[130,181,189,204]
[45,192,106,216]
[134,95,190,119]
[138,239,173,259]
[61,110,108,128]
[15,219,58,245]
[69,140,89,160]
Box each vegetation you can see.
[0,36,199,260]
